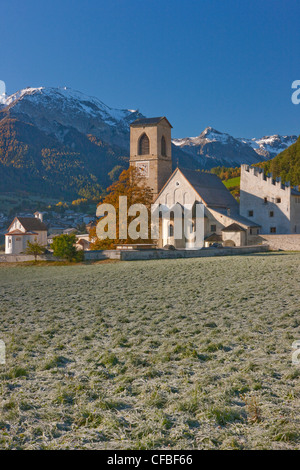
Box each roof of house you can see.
[205,233,223,242]
[130,116,172,128]
[5,229,38,236]
[211,208,261,228]
[291,187,300,196]
[222,223,246,232]
[178,167,240,210]
[9,217,47,232]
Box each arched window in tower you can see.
[161,135,166,156]
[138,133,150,155]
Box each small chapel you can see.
[129,116,261,249]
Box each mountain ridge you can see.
[172,127,298,165]
[0,86,298,198]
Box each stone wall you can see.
[84,245,268,261]
[247,234,300,251]
[84,250,122,261]
[0,245,271,263]
[248,234,300,251]
[0,253,59,263]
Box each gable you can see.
[155,168,203,206]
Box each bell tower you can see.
[130,117,173,200]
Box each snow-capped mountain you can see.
[0,86,143,149]
[173,127,298,166]
[173,127,262,167]
[239,135,298,159]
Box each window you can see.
[168,224,174,237]
[264,197,268,204]
[8,238,11,244]
[269,211,274,217]
[210,225,216,232]
[138,133,150,155]
[161,136,166,156]
[276,198,281,203]
[248,210,254,217]
[270,227,276,233]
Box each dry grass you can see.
[0,252,299,449]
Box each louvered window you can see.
[161,136,166,156]
[138,134,150,155]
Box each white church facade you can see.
[154,167,260,248]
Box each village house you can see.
[5,212,47,255]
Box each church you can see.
[129,116,300,249]
[129,116,260,248]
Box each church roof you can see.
[178,167,239,210]
[130,117,173,128]
[8,217,47,233]
[222,223,246,232]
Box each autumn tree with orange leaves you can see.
[90,166,154,249]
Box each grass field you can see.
[223,176,240,189]
[0,253,299,449]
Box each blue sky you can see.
[1,0,300,138]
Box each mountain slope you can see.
[0,86,212,198]
[0,117,127,198]
[255,136,300,187]
[0,86,143,149]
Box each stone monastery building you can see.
[130,117,300,248]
